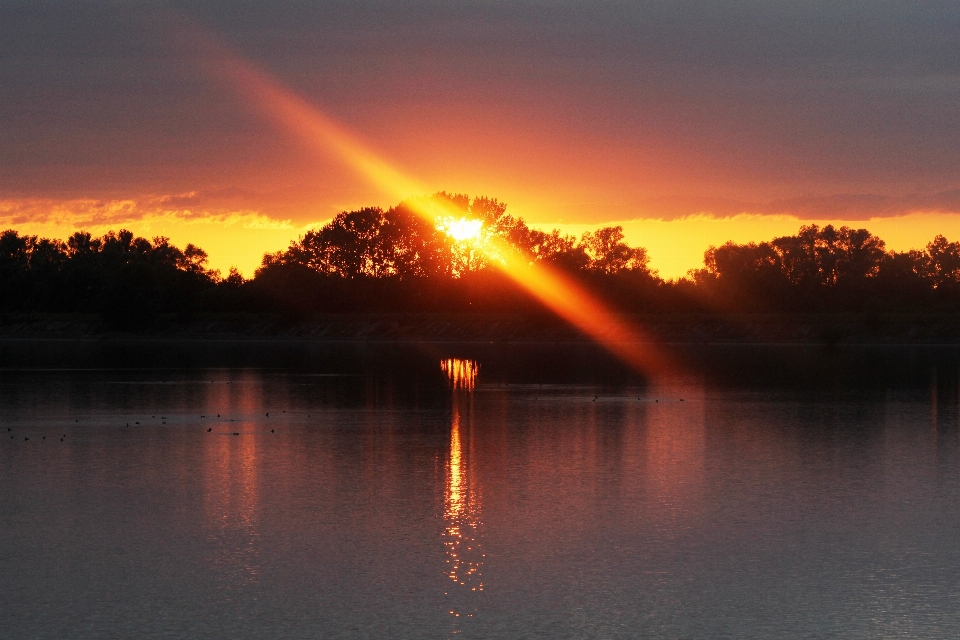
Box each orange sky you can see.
[7,204,960,281]
[3,3,960,279]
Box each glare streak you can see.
[208,39,675,378]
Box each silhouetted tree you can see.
[581,226,650,274]
[6,199,960,324]
[689,225,958,312]
[0,228,223,325]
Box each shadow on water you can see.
[4,338,960,391]
[671,343,960,392]
[0,338,647,393]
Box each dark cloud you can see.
[764,190,960,220]
[2,1,960,219]
[607,189,960,221]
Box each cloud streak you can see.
[628,190,960,222]
[0,195,312,232]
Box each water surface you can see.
[3,341,960,638]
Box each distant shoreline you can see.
[4,312,960,345]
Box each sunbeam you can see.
[198,30,675,379]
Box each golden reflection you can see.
[442,358,479,391]
[443,381,483,629]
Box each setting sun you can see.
[8,4,960,638]
[440,217,483,242]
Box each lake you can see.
[3,340,960,638]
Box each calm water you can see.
[4,340,960,638]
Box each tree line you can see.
[3,192,960,327]
[688,225,960,312]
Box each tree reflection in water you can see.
[442,359,483,633]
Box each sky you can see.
[3,1,960,278]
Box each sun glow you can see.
[440,217,483,242]
[204,31,677,379]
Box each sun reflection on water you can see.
[443,362,484,633]
[442,358,479,390]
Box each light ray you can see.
[202,34,676,378]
